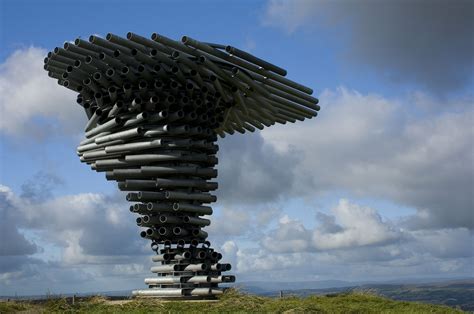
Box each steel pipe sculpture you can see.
[44,32,319,299]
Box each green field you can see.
[0,289,463,313]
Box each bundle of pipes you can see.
[44,32,318,299]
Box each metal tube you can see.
[184,263,208,271]
[104,139,163,154]
[99,52,124,68]
[175,251,191,260]
[182,35,313,94]
[106,33,148,53]
[144,277,182,284]
[173,227,189,236]
[85,117,123,138]
[89,35,132,54]
[192,229,208,239]
[106,68,123,85]
[127,32,166,51]
[173,203,213,215]
[123,180,156,190]
[186,276,210,283]
[189,288,211,296]
[165,191,216,203]
[147,202,173,212]
[132,289,183,297]
[75,38,113,55]
[84,109,101,132]
[95,127,144,143]
[210,275,235,283]
[184,216,210,226]
[151,253,171,262]
[64,42,99,58]
[155,178,213,189]
[225,45,287,76]
[54,47,85,60]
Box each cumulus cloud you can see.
[207,206,251,238]
[0,47,83,137]
[0,185,38,256]
[0,182,150,292]
[312,199,401,250]
[262,88,474,230]
[262,199,402,253]
[263,0,474,93]
[20,171,63,202]
[232,200,472,282]
[217,132,299,204]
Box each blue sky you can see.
[0,0,473,295]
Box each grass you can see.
[0,289,463,313]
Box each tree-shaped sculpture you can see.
[44,32,319,298]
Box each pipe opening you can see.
[150,95,159,104]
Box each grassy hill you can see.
[0,289,463,313]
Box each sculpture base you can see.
[132,288,223,299]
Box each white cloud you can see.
[261,199,402,253]
[0,47,84,137]
[207,206,251,237]
[261,88,474,230]
[262,0,474,93]
[312,199,401,250]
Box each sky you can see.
[0,0,473,296]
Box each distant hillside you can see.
[0,289,463,313]
[240,279,474,311]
